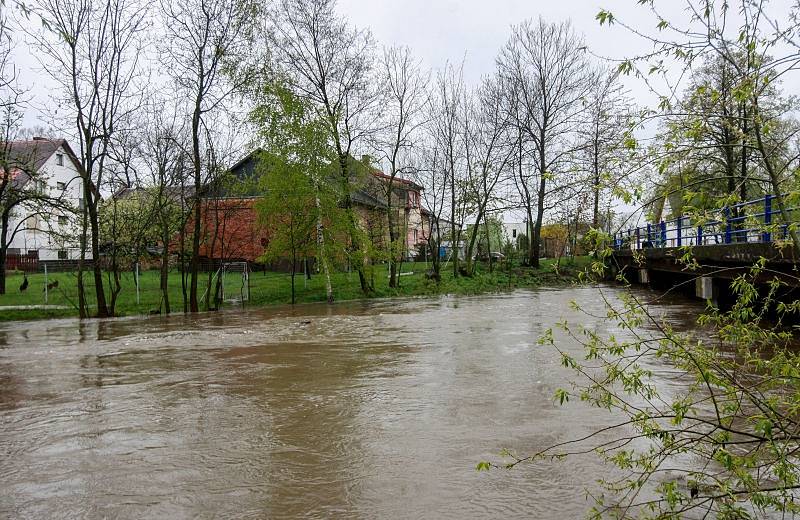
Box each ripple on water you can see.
[0,287,707,518]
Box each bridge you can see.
[611,195,800,303]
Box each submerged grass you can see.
[0,256,592,321]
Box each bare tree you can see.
[376,46,429,288]
[461,77,514,275]
[579,67,635,230]
[138,104,188,315]
[160,0,252,312]
[497,18,593,268]
[413,142,446,280]
[30,0,148,317]
[430,61,467,277]
[269,0,379,295]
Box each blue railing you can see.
[613,195,798,250]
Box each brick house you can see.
[199,150,429,265]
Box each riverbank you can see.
[0,256,592,321]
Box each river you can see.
[0,286,704,518]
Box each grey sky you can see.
[10,1,798,148]
[338,0,678,100]
[10,0,687,131]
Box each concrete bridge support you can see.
[696,277,712,299]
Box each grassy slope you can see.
[0,256,592,321]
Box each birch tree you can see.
[269,0,378,295]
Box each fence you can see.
[6,253,39,273]
[0,260,432,317]
[614,195,798,250]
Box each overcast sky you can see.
[11,0,795,223]
[11,0,798,128]
[336,0,684,101]
[9,0,695,132]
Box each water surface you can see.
[0,287,703,518]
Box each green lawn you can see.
[0,256,593,321]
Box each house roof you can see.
[113,184,196,202]
[351,189,387,209]
[0,138,83,189]
[230,148,263,176]
[370,169,423,191]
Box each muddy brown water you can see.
[0,287,703,519]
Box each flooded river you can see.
[0,287,703,518]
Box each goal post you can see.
[221,262,250,303]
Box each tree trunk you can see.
[740,102,749,204]
[189,106,202,313]
[532,173,546,269]
[484,216,493,273]
[87,193,109,317]
[0,211,8,295]
[531,128,548,269]
[449,157,459,278]
[290,267,296,305]
[160,218,171,314]
[387,183,398,289]
[314,189,334,304]
[751,97,800,258]
[464,207,486,276]
[77,194,88,319]
[179,222,188,313]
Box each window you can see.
[58,250,68,260]
[27,250,37,256]
[58,215,68,225]
[513,229,517,238]
[56,154,64,166]
[39,181,47,193]
[57,182,66,191]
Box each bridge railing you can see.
[613,195,798,250]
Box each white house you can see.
[502,221,528,249]
[6,138,87,261]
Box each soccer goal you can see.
[221,262,250,303]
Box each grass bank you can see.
[0,256,592,321]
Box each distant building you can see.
[360,165,428,260]
[502,221,528,249]
[197,149,429,264]
[4,138,86,262]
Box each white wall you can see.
[502,222,528,249]
[8,144,88,261]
